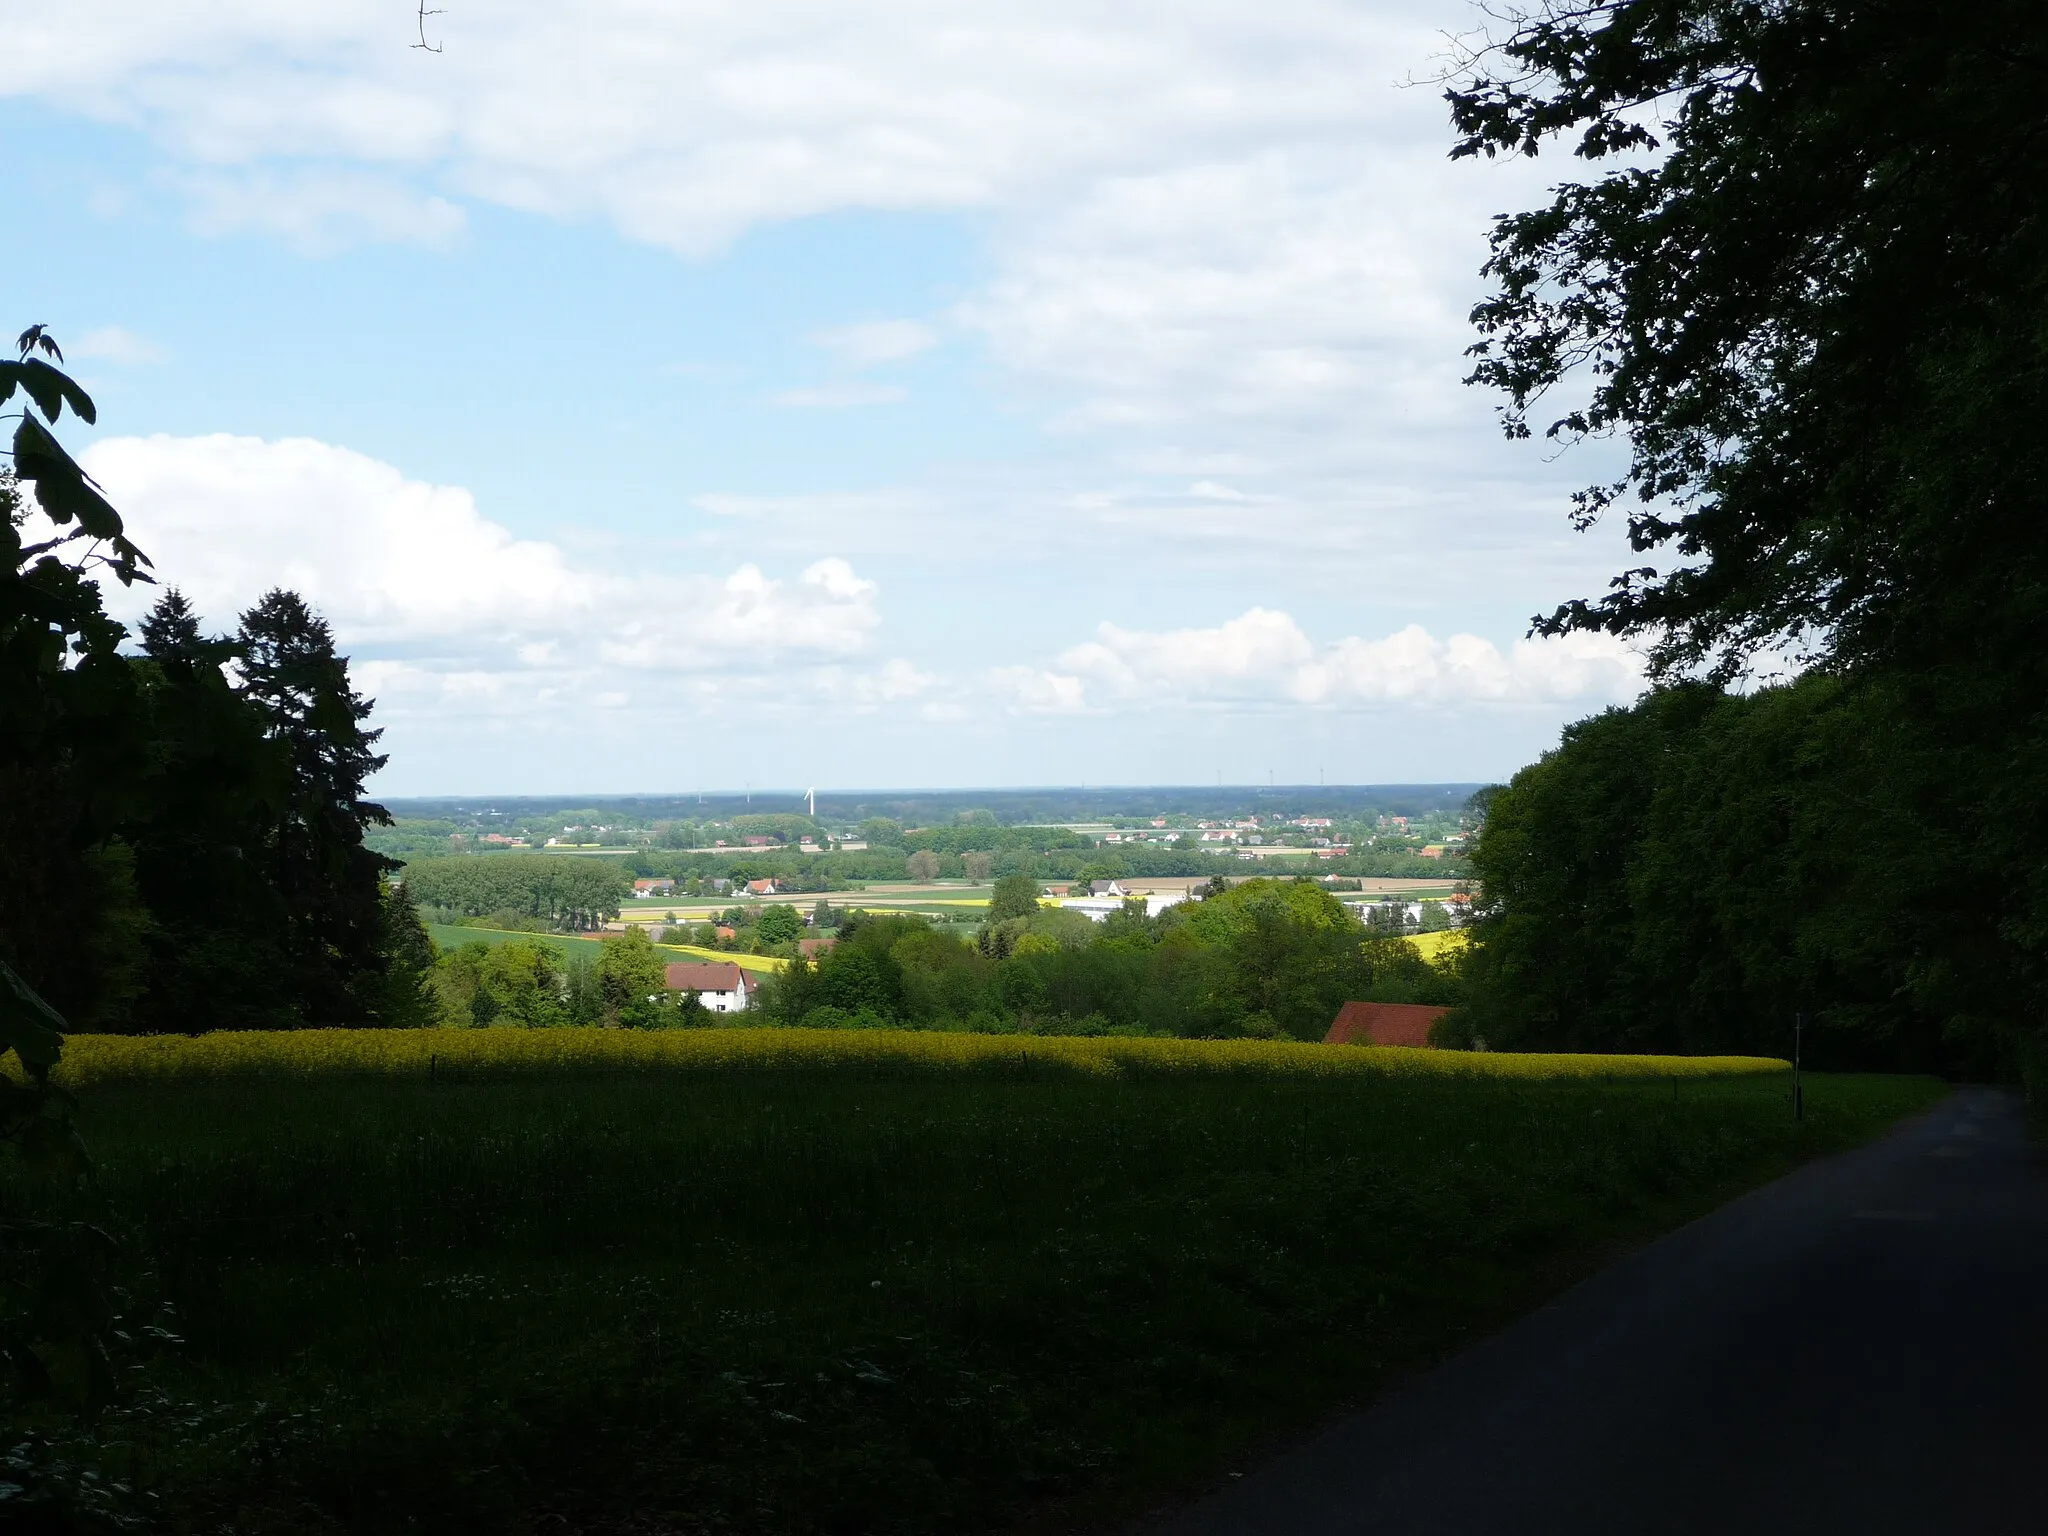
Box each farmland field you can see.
[11,1031,1942,1534]
[426,921,787,972]
[424,921,604,959]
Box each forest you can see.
[1434,0,2048,1085]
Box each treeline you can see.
[1437,4,2048,1081]
[757,879,1456,1039]
[403,855,629,930]
[429,930,673,1029]
[865,821,1093,855]
[1453,679,2001,1072]
[3,548,427,1032]
[615,844,1462,887]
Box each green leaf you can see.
[0,959,66,1080]
[19,358,96,425]
[12,416,123,539]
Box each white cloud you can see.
[72,324,166,365]
[1044,608,1646,710]
[6,3,1550,464]
[76,433,881,682]
[811,319,938,366]
[987,665,1092,716]
[177,166,466,254]
[770,381,910,409]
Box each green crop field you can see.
[424,921,604,958]
[10,1031,1942,1534]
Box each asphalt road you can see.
[1143,1087,2048,1536]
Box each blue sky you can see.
[6,1,1645,794]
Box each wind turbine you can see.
[806,786,816,817]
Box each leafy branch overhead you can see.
[1447,2,2048,681]
[2,326,148,583]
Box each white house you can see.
[664,961,756,1013]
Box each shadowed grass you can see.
[11,1038,1941,1534]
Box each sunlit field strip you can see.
[1407,928,1468,959]
[45,1027,1788,1086]
[654,942,787,972]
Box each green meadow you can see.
[9,1038,1941,1533]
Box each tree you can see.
[1451,1,2048,683]
[1,451,154,1032]
[815,945,900,1019]
[906,849,940,880]
[1456,678,1977,1068]
[371,883,439,1027]
[961,851,995,882]
[858,817,905,847]
[596,928,667,1022]
[237,590,394,1021]
[1448,2,2048,1061]
[401,855,629,930]
[0,325,151,1423]
[987,874,1041,923]
[756,904,802,946]
[125,586,297,1031]
[138,586,202,662]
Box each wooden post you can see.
[1793,1013,1805,1122]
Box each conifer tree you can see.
[137,586,203,665]
[236,589,396,1022]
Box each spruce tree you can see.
[128,588,296,1031]
[138,586,204,666]
[236,589,396,1022]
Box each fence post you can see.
[1793,1013,1805,1122]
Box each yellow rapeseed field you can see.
[43,1027,1787,1087]
[653,942,786,973]
[1406,929,1468,961]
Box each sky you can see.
[3,0,1648,794]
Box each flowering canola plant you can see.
[43,1028,1787,1087]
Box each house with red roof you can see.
[664,961,755,1013]
[1325,1001,1449,1048]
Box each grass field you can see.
[12,1031,1943,1534]
[424,922,604,958]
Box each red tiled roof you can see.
[1325,1001,1449,1048]
[798,937,835,957]
[664,962,748,994]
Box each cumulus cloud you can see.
[994,608,1645,713]
[3,3,1551,468]
[77,434,882,687]
[987,665,1093,716]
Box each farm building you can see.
[632,877,676,895]
[743,878,783,897]
[1325,1001,1448,1048]
[663,961,755,1013]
